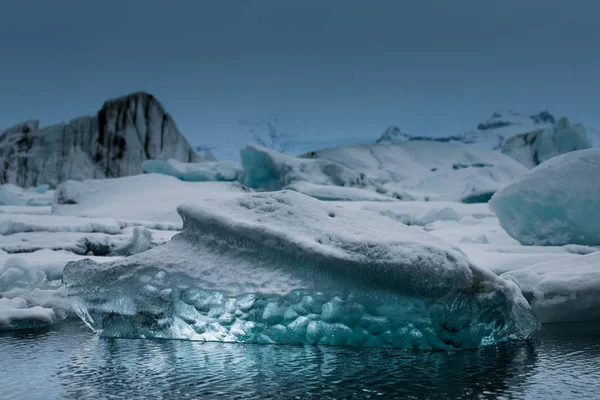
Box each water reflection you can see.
[62,329,539,399]
[2,322,600,399]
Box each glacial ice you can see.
[142,159,242,182]
[490,149,600,246]
[502,117,591,168]
[503,252,600,323]
[64,190,538,350]
[241,142,527,202]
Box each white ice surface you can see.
[52,174,249,227]
[503,252,600,323]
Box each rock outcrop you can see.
[0,92,205,187]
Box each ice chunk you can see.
[0,297,58,330]
[64,191,538,350]
[490,149,600,246]
[0,250,122,331]
[240,142,527,202]
[109,227,156,256]
[0,184,54,206]
[52,174,248,227]
[502,252,600,323]
[143,159,242,182]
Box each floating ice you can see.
[65,191,538,350]
[490,149,600,246]
[0,250,122,331]
[503,252,600,323]
[142,159,242,182]
[240,142,527,202]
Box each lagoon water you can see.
[1,321,600,399]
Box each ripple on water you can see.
[1,321,600,399]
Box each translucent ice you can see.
[64,191,538,349]
[490,149,600,246]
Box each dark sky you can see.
[1,0,599,150]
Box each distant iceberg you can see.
[240,142,527,202]
[502,117,591,168]
[64,191,538,350]
[490,148,600,246]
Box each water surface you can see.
[1,321,599,399]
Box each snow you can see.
[502,117,591,168]
[64,190,538,350]
[241,142,527,202]
[503,252,600,323]
[52,174,248,227]
[490,149,600,246]
[142,159,242,182]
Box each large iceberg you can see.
[241,142,527,202]
[490,149,600,246]
[142,159,241,182]
[0,92,209,188]
[64,191,538,350]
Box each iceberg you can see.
[64,191,538,350]
[0,92,207,188]
[490,149,600,246]
[502,117,591,168]
[142,159,241,182]
[241,142,527,202]
[503,252,600,323]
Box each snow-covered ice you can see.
[490,149,600,246]
[336,201,493,226]
[241,142,527,202]
[64,190,538,350]
[503,252,600,323]
[52,174,248,227]
[0,250,122,330]
[0,213,124,235]
[143,159,242,182]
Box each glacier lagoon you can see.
[1,320,600,399]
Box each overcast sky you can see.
[1,0,599,150]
